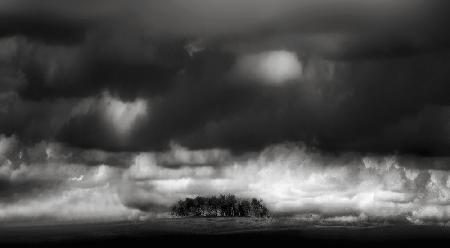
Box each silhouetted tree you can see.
[250,198,269,217]
[238,199,251,217]
[171,194,270,218]
[208,196,220,216]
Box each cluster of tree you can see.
[171,194,270,218]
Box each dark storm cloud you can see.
[1,0,450,156]
[0,13,87,44]
[0,35,188,101]
[129,49,450,155]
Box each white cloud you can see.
[234,50,302,85]
[121,144,450,223]
[0,184,140,222]
[4,141,450,224]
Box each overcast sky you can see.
[1,0,450,224]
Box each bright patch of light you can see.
[71,92,148,139]
[235,50,302,85]
[101,92,147,137]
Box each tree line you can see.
[171,194,270,217]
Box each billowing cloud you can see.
[0,184,141,222]
[3,135,450,224]
[118,144,450,224]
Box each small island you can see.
[171,194,270,217]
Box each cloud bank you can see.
[2,135,450,224]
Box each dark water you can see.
[1,218,450,247]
